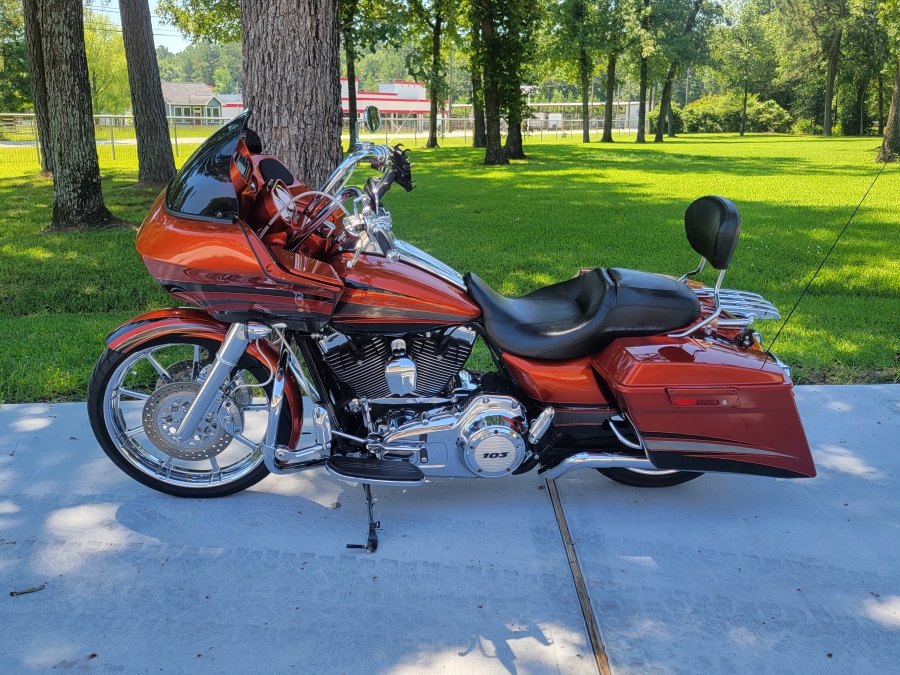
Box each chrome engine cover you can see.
[378,395,528,478]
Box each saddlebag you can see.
[592,337,816,478]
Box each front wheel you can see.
[87,336,293,498]
[598,467,703,488]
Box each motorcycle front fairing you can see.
[136,113,344,331]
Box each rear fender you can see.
[106,308,303,447]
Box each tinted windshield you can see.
[165,113,246,220]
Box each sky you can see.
[84,1,191,54]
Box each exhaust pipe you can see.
[539,452,656,480]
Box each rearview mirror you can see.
[364,106,381,134]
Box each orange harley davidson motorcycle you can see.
[88,109,814,552]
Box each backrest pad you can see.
[684,195,741,270]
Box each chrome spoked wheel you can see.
[100,341,274,490]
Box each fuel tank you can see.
[330,251,481,333]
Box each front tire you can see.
[87,336,292,498]
[597,467,702,488]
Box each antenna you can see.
[763,159,890,363]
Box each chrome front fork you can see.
[170,321,331,474]
[174,322,270,442]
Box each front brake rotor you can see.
[142,381,241,461]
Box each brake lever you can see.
[347,230,369,268]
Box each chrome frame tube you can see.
[669,268,727,338]
[268,190,349,228]
[262,350,288,458]
[677,256,706,282]
[287,351,320,403]
[608,415,643,450]
[304,186,363,234]
[174,322,253,441]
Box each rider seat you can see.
[466,268,700,359]
[466,196,741,360]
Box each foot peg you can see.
[326,455,425,486]
[347,483,380,554]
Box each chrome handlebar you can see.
[319,142,392,197]
[318,141,399,267]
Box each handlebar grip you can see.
[374,230,399,262]
[375,229,391,253]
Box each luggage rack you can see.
[692,286,781,328]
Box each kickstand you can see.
[347,483,380,554]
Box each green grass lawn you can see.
[1,133,898,403]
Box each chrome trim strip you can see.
[394,239,467,290]
[367,396,453,406]
[644,440,791,458]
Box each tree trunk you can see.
[667,104,675,137]
[241,0,342,187]
[636,0,649,144]
[22,0,52,174]
[344,16,358,148]
[579,46,591,143]
[740,82,748,136]
[426,14,443,149]
[472,69,486,147]
[655,0,702,142]
[601,53,616,143]
[636,59,648,143]
[878,73,884,135]
[120,0,176,185]
[876,58,900,162]
[655,62,677,142]
[504,106,526,159]
[41,0,116,229]
[823,26,842,137]
[480,3,507,165]
[859,79,868,136]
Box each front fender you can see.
[106,308,303,447]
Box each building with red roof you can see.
[341,78,444,119]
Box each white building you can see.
[341,78,437,119]
[160,82,222,122]
[218,94,244,119]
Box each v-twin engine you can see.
[319,327,476,400]
[378,395,530,478]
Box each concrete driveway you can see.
[1,384,898,674]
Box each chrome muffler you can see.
[539,452,656,479]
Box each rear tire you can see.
[597,467,703,488]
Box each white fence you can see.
[1,103,649,173]
[0,114,233,171]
